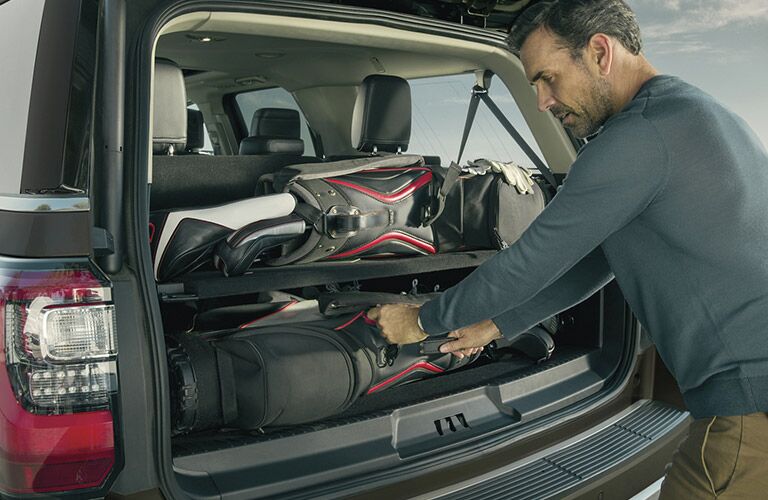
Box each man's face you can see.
[520,27,614,138]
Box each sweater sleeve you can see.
[491,246,613,339]
[419,114,668,335]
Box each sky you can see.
[628,0,768,146]
[408,0,768,167]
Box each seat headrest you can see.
[239,107,304,155]
[249,108,301,138]
[185,109,205,153]
[152,60,187,155]
[239,137,304,155]
[351,75,411,153]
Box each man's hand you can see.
[368,303,428,345]
[439,319,502,359]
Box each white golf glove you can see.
[468,159,536,195]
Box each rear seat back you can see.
[182,109,205,154]
[150,61,315,211]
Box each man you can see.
[368,0,768,497]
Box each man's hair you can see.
[508,0,642,59]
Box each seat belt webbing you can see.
[424,82,559,227]
[458,85,558,189]
[456,90,483,168]
[475,88,558,189]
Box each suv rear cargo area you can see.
[145,7,639,498]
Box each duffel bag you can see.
[428,159,548,253]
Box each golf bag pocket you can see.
[150,193,296,281]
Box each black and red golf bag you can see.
[254,154,435,266]
[167,306,477,434]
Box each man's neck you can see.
[611,56,659,113]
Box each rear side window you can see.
[409,73,545,171]
[60,0,98,192]
[234,87,316,156]
[0,0,45,194]
[0,0,97,195]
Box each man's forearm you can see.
[419,246,612,336]
[418,114,667,335]
[491,247,614,339]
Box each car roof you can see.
[316,0,536,30]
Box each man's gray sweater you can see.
[419,75,768,419]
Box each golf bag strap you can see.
[293,203,392,236]
[215,348,238,424]
[293,203,324,230]
[329,208,393,234]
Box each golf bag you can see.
[213,155,548,275]
[167,307,477,434]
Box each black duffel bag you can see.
[427,159,549,252]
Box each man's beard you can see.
[552,77,613,139]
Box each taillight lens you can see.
[0,258,117,494]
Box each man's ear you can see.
[588,33,613,76]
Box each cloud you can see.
[640,0,682,11]
[636,0,768,39]
[630,0,768,58]
[644,37,714,55]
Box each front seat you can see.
[239,107,305,156]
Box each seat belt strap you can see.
[457,89,482,166]
[425,81,558,226]
[475,88,559,189]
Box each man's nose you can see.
[537,88,556,112]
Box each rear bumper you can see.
[414,400,689,500]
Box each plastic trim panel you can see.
[0,209,91,257]
[428,400,688,500]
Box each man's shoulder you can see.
[590,106,661,151]
[575,112,667,179]
[640,77,722,122]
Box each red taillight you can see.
[0,259,117,494]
